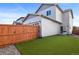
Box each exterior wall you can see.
[56,7,62,23]
[23,16,42,26]
[36,6,56,20]
[41,18,61,37]
[36,5,63,23]
[23,16,61,37]
[68,12,73,34]
[62,11,73,34]
[62,12,69,34]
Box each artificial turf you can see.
[15,35,79,55]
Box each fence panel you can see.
[0,24,39,47]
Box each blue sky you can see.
[0,3,79,26]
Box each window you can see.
[60,26,63,33]
[46,10,51,16]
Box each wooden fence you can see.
[0,24,39,47]
[72,30,79,35]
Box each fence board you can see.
[0,25,39,47]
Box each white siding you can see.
[56,7,62,23]
[69,12,73,34]
[36,6,63,23]
[62,12,69,34]
[36,6,56,20]
[23,16,61,37]
[62,11,73,34]
[41,17,60,37]
[23,16,42,25]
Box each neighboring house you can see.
[13,4,73,37]
[13,17,25,25]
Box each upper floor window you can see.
[46,10,51,16]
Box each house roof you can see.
[41,15,62,24]
[16,17,25,21]
[35,4,63,13]
[64,9,74,18]
[35,4,73,19]
[22,14,39,23]
[15,4,73,24]
[22,14,62,24]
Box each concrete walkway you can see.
[0,45,20,55]
[72,34,79,39]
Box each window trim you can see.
[47,10,51,16]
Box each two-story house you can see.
[13,4,73,37]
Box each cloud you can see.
[73,15,79,26]
[0,12,26,19]
[0,12,26,24]
[0,4,28,24]
[0,4,28,13]
[0,18,14,24]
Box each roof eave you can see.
[64,9,74,19]
[35,4,63,13]
[22,14,62,24]
[40,15,62,24]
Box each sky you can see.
[0,3,79,26]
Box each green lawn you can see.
[15,35,79,55]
